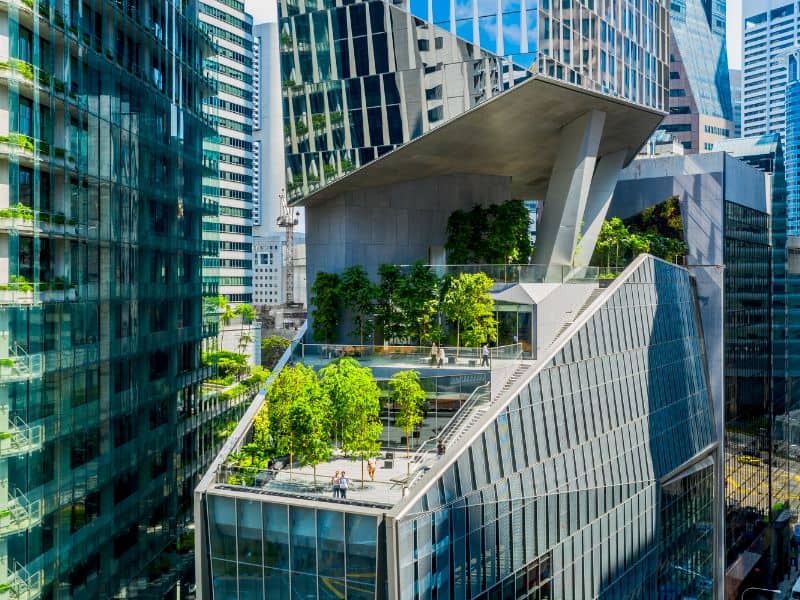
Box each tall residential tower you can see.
[199,0,254,304]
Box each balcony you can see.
[1,562,43,600]
[0,489,42,538]
[0,417,43,458]
[0,346,44,382]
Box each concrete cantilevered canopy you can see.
[292,75,665,207]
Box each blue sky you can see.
[246,0,745,70]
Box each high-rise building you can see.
[730,68,742,137]
[660,0,733,153]
[194,2,725,598]
[787,51,800,237]
[199,0,254,305]
[0,0,249,596]
[612,150,785,592]
[279,0,670,205]
[195,254,720,599]
[741,0,799,138]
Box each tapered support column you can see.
[573,150,627,269]
[533,110,606,268]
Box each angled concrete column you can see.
[573,150,627,269]
[533,110,606,269]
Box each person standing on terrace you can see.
[339,472,350,499]
[430,343,438,365]
[332,471,341,498]
[481,344,490,367]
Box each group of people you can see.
[430,343,447,367]
[331,471,350,499]
[430,343,492,367]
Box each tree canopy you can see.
[441,272,497,351]
[310,271,341,343]
[445,199,532,264]
[340,265,376,345]
[390,370,427,458]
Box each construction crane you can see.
[276,188,299,305]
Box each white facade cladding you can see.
[253,232,307,307]
[200,0,254,304]
[741,0,799,138]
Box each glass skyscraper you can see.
[278,0,670,202]
[0,0,250,596]
[661,0,733,152]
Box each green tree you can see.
[445,200,532,264]
[319,358,382,486]
[397,262,440,344]
[261,335,290,369]
[441,272,497,354]
[310,271,341,343]
[389,370,427,460]
[485,200,532,263]
[287,392,332,486]
[375,264,405,343]
[339,265,376,345]
[266,363,323,478]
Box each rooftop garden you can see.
[225,357,429,490]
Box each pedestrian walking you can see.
[481,343,490,367]
[367,457,376,481]
[339,471,350,499]
[438,346,445,368]
[332,471,341,498]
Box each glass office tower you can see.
[661,0,734,152]
[0,0,245,596]
[196,255,719,599]
[278,0,670,202]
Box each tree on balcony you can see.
[442,272,497,355]
[390,370,426,460]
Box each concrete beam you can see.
[574,150,627,268]
[533,109,605,268]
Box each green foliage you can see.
[397,262,441,344]
[0,275,34,292]
[445,200,532,264]
[287,392,332,483]
[591,201,688,271]
[266,363,322,458]
[375,264,405,343]
[261,335,290,369]
[319,357,382,482]
[441,272,497,350]
[203,350,247,378]
[0,203,34,220]
[311,272,341,343]
[236,303,256,324]
[390,370,426,457]
[339,265,376,345]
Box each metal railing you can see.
[393,264,624,284]
[405,382,492,489]
[5,561,43,599]
[216,464,402,508]
[0,488,42,537]
[0,345,44,381]
[0,416,43,458]
[300,343,522,366]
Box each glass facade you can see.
[206,495,383,599]
[663,0,733,152]
[278,0,670,202]
[198,255,720,599]
[786,57,800,237]
[0,0,250,596]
